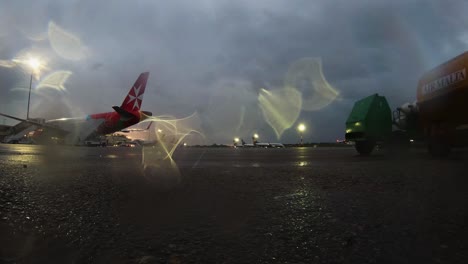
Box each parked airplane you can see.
[253,142,285,148]
[120,121,153,134]
[239,141,285,148]
[0,72,152,144]
[269,143,285,148]
[117,121,156,145]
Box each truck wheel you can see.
[355,140,375,156]
[387,130,410,154]
[427,124,450,157]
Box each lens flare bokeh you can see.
[37,71,72,91]
[48,21,88,61]
[0,60,16,68]
[285,57,339,111]
[9,50,48,79]
[202,79,259,142]
[256,58,339,140]
[140,113,204,190]
[258,85,302,139]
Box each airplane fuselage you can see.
[90,110,145,135]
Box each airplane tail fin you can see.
[121,72,149,111]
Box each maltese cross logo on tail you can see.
[121,72,149,111]
[127,84,143,110]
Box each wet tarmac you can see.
[1,144,468,263]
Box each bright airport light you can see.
[234,137,240,143]
[25,56,46,120]
[27,57,41,70]
[298,123,306,132]
[253,133,259,139]
[25,56,46,76]
[11,53,47,76]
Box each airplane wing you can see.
[0,112,69,135]
[0,112,104,144]
[45,118,105,145]
[0,112,41,125]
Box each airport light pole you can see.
[298,123,306,145]
[252,133,259,146]
[26,57,41,120]
[27,73,33,120]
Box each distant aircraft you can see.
[117,121,155,145]
[0,72,152,144]
[255,142,271,148]
[269,143,285,148]
[239,141,285,148]
[254,142,285,148]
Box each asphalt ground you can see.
[1,144,468,263]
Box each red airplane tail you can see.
[121,72,150,111]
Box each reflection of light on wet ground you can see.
[141,145,181,191]
[285,57,339,111]
[105,154,118,159]
[258,86,302,139]
[6,155,41,164]
[298,161,309,167]
[252,163,260,168]
[48,21,88,60]
[273,190,309,200]
[0,147,43,165]
[271,187,325,254]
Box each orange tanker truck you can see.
[345,51,468,156]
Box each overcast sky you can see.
[1,0,468,144]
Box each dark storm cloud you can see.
[1,0,468,141]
